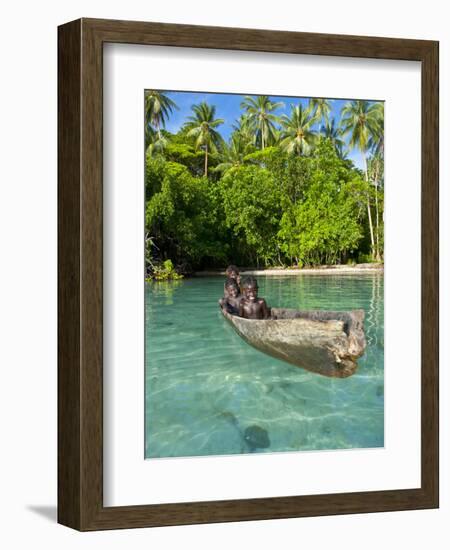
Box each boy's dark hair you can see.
[225,277,239,289]
[241,276,258,288]
[225,264,239,275]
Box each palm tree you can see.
[323,117,346,158]
[368,153,384,260]
[145,125,169,156]
[214,132,255,174]
[145,90,178,138]
[271,127,283,147]
[183,102,224,177]
[367,104,384,260]
[340,100,382,260]
[232,114,256,147]
[279,104,317,156]
[309,98,333,133]
[240,95,283,150]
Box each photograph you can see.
[144,90,385,459]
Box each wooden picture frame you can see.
[58,18,439,531]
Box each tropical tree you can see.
[322,118,346,159]
[271,127,283,147]
[220,165,282,266]
[240,95,283,150]
[232,114,256,146]
[183,102,225,177]
[368,152,384,260]
[368,103,384,260]
[279,104,317,156]
[340,100,383,259]
[145,90,178,138]
[277,141,367,266]
[368,102,385,156]
[145,125,169,156]
[214,132,255,174]
[145,156,228,267]
[309,98,333,133]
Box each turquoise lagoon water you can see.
[145,274,384,458]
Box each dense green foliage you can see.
[147,259,184,282]
[144,92,384,275]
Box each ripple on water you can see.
[145,274,384,458]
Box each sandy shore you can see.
[194,264,384,277]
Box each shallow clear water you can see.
[145,274,384,458]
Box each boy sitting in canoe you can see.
[239,276,271,320]
[219,265,241,308]
[225,264,240,289]
[222,278,242,315]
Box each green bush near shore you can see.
[146,259,184,282]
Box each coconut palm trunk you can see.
[374,177,381,261]
[375,189,380,260]
[363,155,375,260]
[184,101,224,179]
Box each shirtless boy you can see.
[222,278,242,315]
[239,276,271,320]
[219,265,241,308]
[225,265,241,289]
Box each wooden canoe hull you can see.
[221,307,366,378]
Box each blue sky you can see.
[160,91,382,169]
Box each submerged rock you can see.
[243,425,270,450]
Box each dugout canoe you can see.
[221,306,366,378]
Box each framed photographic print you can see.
[58,18,439,530]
